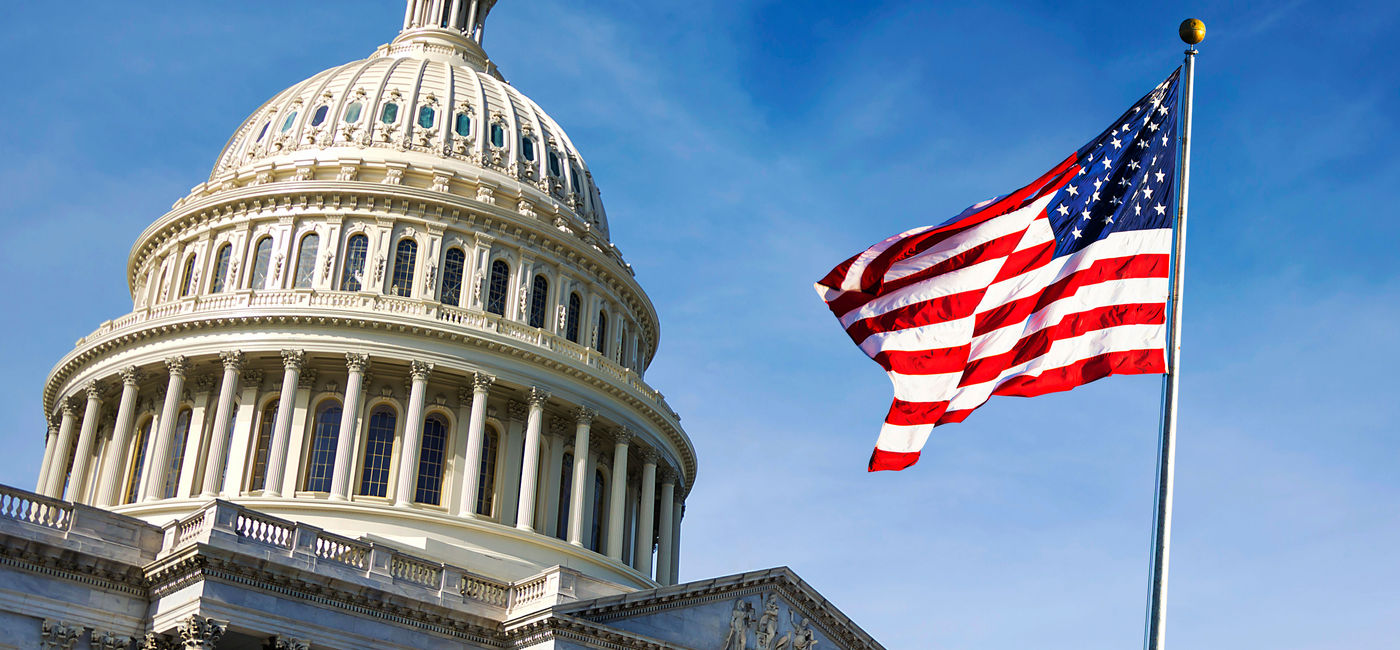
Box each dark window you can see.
[280,111,298,133]
[256,122,270,142]
[417,106,435,129]
[340,234,368,291]
[344,102,363,123]
[521,138,535,161]
[210,244,231,293]
[311,105,329,126]
[249,401,279,491]
[556,452,573,539]
[380,102,399,124]
[294,233,319,289]
[303,402,341,492]
[489,123,504,148]
[359,408,397,497]
[529,275,548,328]
[596,310,608,355]
[391,238,417,297]
[440,248,466,306]
[548,151,562,177]
[415,415,449,505]
[570,168,581,193]
[179,255,198,297]
[124,419,153,504]
[162,408,193,499]
[454,113,471,137]
[565,293,581,342]
[486,260,509,316]
[250,237,274,290]
[589,469,606,552]
[475,429,499,516]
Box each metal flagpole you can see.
[1144,18,1203,650]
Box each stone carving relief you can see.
[336,165,358,182]
[475,185,496,205]
[178,616,227,649]
[90,630,129,650]
[382,168,404,185]
[40,619,84,650]
[722,595,820,650]
[262,636,309,650]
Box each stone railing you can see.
[233,510,294,548]
[76,289,678,421]
[313,531,370,570]
[0,485,71,532]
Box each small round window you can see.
[489,123,504,148]
[280,111,298,133]
[310,105,329,127]
[454,113,471,137]
[417,106,435,129]
[521,138,536,162]
[381,102,399,124]
[344,101,363,123]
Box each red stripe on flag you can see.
[991,349,1166,398]
[960,303,1166,386]
[972,254,1170,338]
[844,289,986,345]
[868,448,921,472]
[884,398,952,427]
[875,344,970,374]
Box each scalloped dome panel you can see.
[210,42,609,238]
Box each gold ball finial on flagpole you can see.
[1179,19,1206,45]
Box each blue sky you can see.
[2,1,1398,648]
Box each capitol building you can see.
[0,2,881,649]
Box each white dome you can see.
[210,20,610,239]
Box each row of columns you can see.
[37,350,686,584]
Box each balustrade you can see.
[0,485,71,531]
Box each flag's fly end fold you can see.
[819,69,1182,471]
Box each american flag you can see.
[816,69,1181,472]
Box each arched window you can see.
[391,238,417,297]
[250,236,274,290]
[556,451,573,539]
[441,248,466,306]
[303,401,341,492]
[210,244,232,293]
[294,233,319,289]
[179,255,198,297]
[340,234,369,291]
[475,428,499,516]
[124,418,153,504]
[529,275,549,328]
[161,408,193,499]
[565,293,582,342]
[414,415,449,505]
[486,260,509,316]
[595,310,608,355]
[359,407,397,497]
[248,401,279,491]
[589,469,606,552]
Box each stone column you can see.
[394,360,433,506]
[279,368,318,495]
[42,402,80,498]
[635,450,657,577]
[515,387,549,531]
[222,369,263,495]
[605,428,632,561]
[262,350,305,497]
[176,374,216,499]
[566,406,595,546]
[200,353,243,497]
[95,367,141,506]
[142,356,188,502]
[499,401,526,524]
[36,419,59,495]
[457,372,493,517]
[670,495,683,585]
[543,417,567,537]
[329,353,369,501]
[64,381,105,503]
[655,470,676,585]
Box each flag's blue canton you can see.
[1047,69,1181,258]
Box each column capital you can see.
[527,386,551,408]
[59,399,79,417]
[119,365,142,386]
[84,379,104,401]
[219,350,245,372]
[658,466,677,485]
[471,371,496,393]
[637,446,660,465]
[345,352,370,372]
[280,349,306,371]
[610,427,633,446]
[574,405,596,425]
[241,368,266,387]
[165,355,189,377]
[507,400,528,421]
[409,360,434,381]
[178,616,227,649]
[46,418,60,436]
